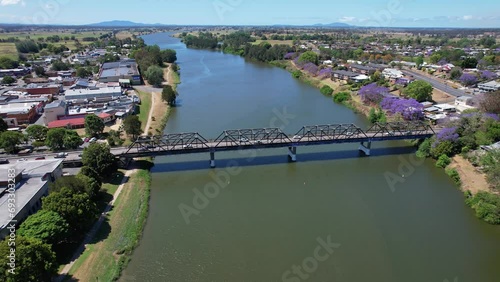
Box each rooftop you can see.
[65,87,122,98]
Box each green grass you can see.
[67,160,153,281]
[135,89,152,131]
[0,31,104,41]
[0,43,18,60]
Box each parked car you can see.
[35,157,45,160]
[0,158,9,164]
[54,152,68,158]
[89,137,97,143]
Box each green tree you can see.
[320,85,333,96]
[50,175,101,199]
[82,143,116,175]
[162,85,177,105]
[461,57,478,69]
[436,154,451,168]
[0,56,19,69]
[123,115,143,138]
[76,67,90,78]
[34,65,45,76]
[144,65,164,87]
[298,51,319,65]
[80,166,102,182]
[1,76,15,85]
[26,125,48,141]
[42,187,99,233]
[0,119,8,132]
[64,130,83,149]
[161,49,177,63]
[0,131,24,153]
[403,80,433,102]
[291,70,302,78]
[0,236,57,282]
[84,114,104,137]
[415,56,424,67]
[45,128,66,150]
[17,210,69,246]
[450,68,463,80]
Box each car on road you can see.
[35,157,45,160]
[55,152,68,158]
[253,140,263,145]
[138,147,149,152]
[89,137,97,143]
[17,158,28,162]
[346,132,354,136]
[183,144,193,149]
[239,137,249,143]
[0,158,9,164]
[384,131,395,136]
[292,135,302,140]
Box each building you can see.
[0,102,42,124]
[332,70,369,82]
[99,59,141,85]
[348,64,377,75]
[382,68,404,79]
[478,80,500,92]
[48,112,113,129]
[64,86,123,100]
[455,96,476,112]
[0,159,63,239]
[43,100,67,125]
[0,68,30,78]
[23,83,62,96]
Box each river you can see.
[121,32,500,282]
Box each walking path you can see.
[56,169,136,281]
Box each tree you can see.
[0,236,57,282]
[459,73,478,86]
[82,143,116,175]
[403,80,433,102]
[380,97,424,121]
[0,56,19,69]
[1,76,15,85]
[298,51,319,65]
[42,187,99,233]
[76,67,90,78]
[123,115,143,138]
[359,83,388,104]
[415,56,424,67]
[17,210,69,246]
[34,65,45,76]
[50,174,101,199]
[84,114,104,137]
[162,85,176,105]
[144,65,164,87]
[26,125,48,141]
[0,119,8,132]
[0,131,24,153]
[450,68,463,80]
[479,91,500,114]
[461,57,478,69]
[45,128,66,150]
[80,166,102,182]
[161,49,177,63]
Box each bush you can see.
[436,154,451,168]
[416,138,433,158]
[465,191,500,225]
[320,85,333,96]
[431,140,456,158]
[291,70,302,78]
[333,92,351,103]
[445,167,461,186]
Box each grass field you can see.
[135,89,152,131]
[0,30,106,41]
[0,43,18,60]
[66,162,152,281]
[253,39,294,46]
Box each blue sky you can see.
[0,0,499,27]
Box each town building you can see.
[331,70,369,82]
[0,159,63,239]
[98,59,141,85]
[0,102,43,124]
[64,86,123,100]
[22,83,62,96]
[43,100,67,125]
[478,80,500,92]
[0,68,30,78]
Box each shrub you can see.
[445,168,461,186]
[416,138,433,158]
[320,85,333,96]
[436,154,451,168]
[291,70,302,78]
[465,191,500,225]
[333,92,351,103]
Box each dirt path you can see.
[56,169,136,281]
[143,90,156,136]
[449,155,490,194]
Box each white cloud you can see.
[0,0,22,6]
[462,15,474,21]
[338,16,357,23]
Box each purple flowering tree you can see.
[459,73,478,86]
[293,56,305,68]
[380,97,424,121]
[284,52,297,60]
[481,70,497,81]
[438,59,448,66]
[318,68,332,79]
[359,83,389,104]
[436,127,459,143]
[302,62,319,76]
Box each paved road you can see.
[403,69,466,98]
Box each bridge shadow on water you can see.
[151,146,417,173]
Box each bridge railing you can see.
[213,128,291,147]
[293,124,367,142]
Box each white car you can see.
[292,135,302,140]
[183,144,193,149]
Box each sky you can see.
[0,0,499,28]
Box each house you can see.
[348,64,377,75]
[23,84,62,96]
[478,80,500,92]
[382,68,404,79]
[0,159,63,239]
[0,102,42,124]
[455,96,476,112]
[434,103,457,113]
[331,70,369,82]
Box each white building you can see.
[455,96,476,112]
[64,86,123,100]
[478,81,500,92]
[43,100,67,125]
[382,68,404,79]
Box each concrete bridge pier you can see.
[359,141,371,156]
[288,146,297,162]
[210,152,216,168]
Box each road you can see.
[403,69,466,98]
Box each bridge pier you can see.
[359,141,371,156]
[210,152,216,168]
[288,146,297,162]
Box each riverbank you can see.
[284,59,494,201]
[61,62,180,280]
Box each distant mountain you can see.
[313,22,353,27]
[87,20,169,27]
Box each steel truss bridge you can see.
[116,121,435,167]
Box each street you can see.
[403,69,467,98]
